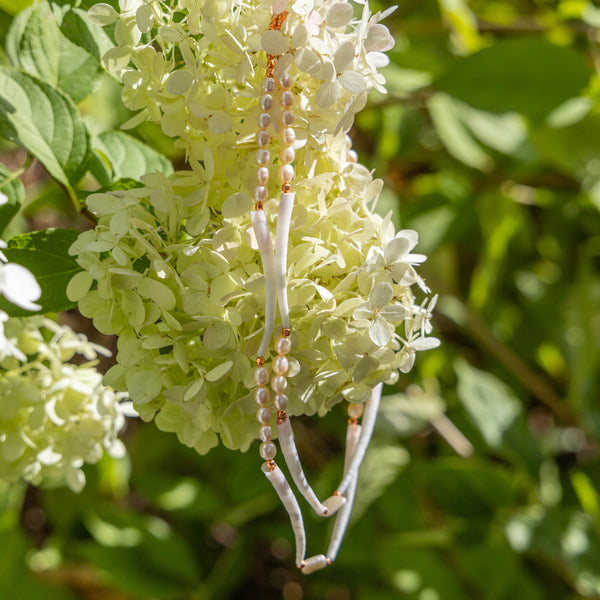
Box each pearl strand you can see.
[254,76,275,211]
[253,9,289,473]
[255,359,277,463]
[278,73,295,193]
[273,330,291,425]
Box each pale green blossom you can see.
[0,318,127,492]
[74,0,439,453]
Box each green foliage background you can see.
[1,0,600,598]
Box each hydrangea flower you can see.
[0,317,127,492]
[73,0,440,454]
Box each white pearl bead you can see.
[345,134,353,150]
[274,393,288,411]
[254,386,270,405]
[348,149,358,163]
[256,130,270,147]
[273,355,289,375]
[254,186,268,202]
[279,73,292,89]
[259,425,273,442]
[254,366,269,386]
[262,77,276,93]
[348,403,364,419]
[280,110,295,126]
[259,441,277,460]
[278,164,294,184]
[280,146,295,164]
[275,337,292,355]
[255,148,270,166]
[280,128,295,146]
[257,112,272,129]
[259,93,273,111]
[271,375,287,394]
[280,90,294,108]
[256,407,272,424]
[256,167,269,185]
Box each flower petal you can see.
[369,281,393,310]
[369,315,392,346]
[1,263,41,311]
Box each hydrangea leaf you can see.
[434,37,592,123]
[455,359,521,448]
[6,2,113,104]
[0,229,82,317]
[0,69,91,189]
[92,130,173,186]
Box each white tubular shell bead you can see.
[301,554,329,574]
[275,192,295,329]
[262,463,307,567]
[251,210,277,358]
[276,418,328,516]
[337,383,383,496]
[326,422,362,562]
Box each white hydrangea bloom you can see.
[74,0,439,453]
[0,317,127,492]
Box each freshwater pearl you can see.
[262,77,276,93]
[280,128,295,146]
[254,366,269,386]
[271,375,287,394]
[280,90,294,108]
[280,146,295,164]
[274,393,289,411]
[259,441,277,460]
[256,166,269,185]
[257,112,272,129]
[257,407,272,424]
[254,386,270,405]
[256,130,270,147]
[254,186,268,202]
[275,337,292,355]
[259,425,273,442]
[259,93,273,111]
[280,110,295,126]
[273,355,289,375]
[255,148,270,166]
[278,164,294,184]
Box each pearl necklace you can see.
[249,3,383,574]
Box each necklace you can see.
[249,4,383,574]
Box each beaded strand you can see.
[252,9,291,474]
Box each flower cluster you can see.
[0,317,127,492]
[89,0,396,154]
[71,0,440,453]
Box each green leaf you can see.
[0,69,91,189]
[427,93,492,171]
[6,2,112,104]
[455,359,521,448]
[530,113,600,176]
[0,228,82,316]
[0,163,24,237]
[92,130,174,185]
[0,0,32,17]
[435,38,592,122]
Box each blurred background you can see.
[1,0,600,598]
